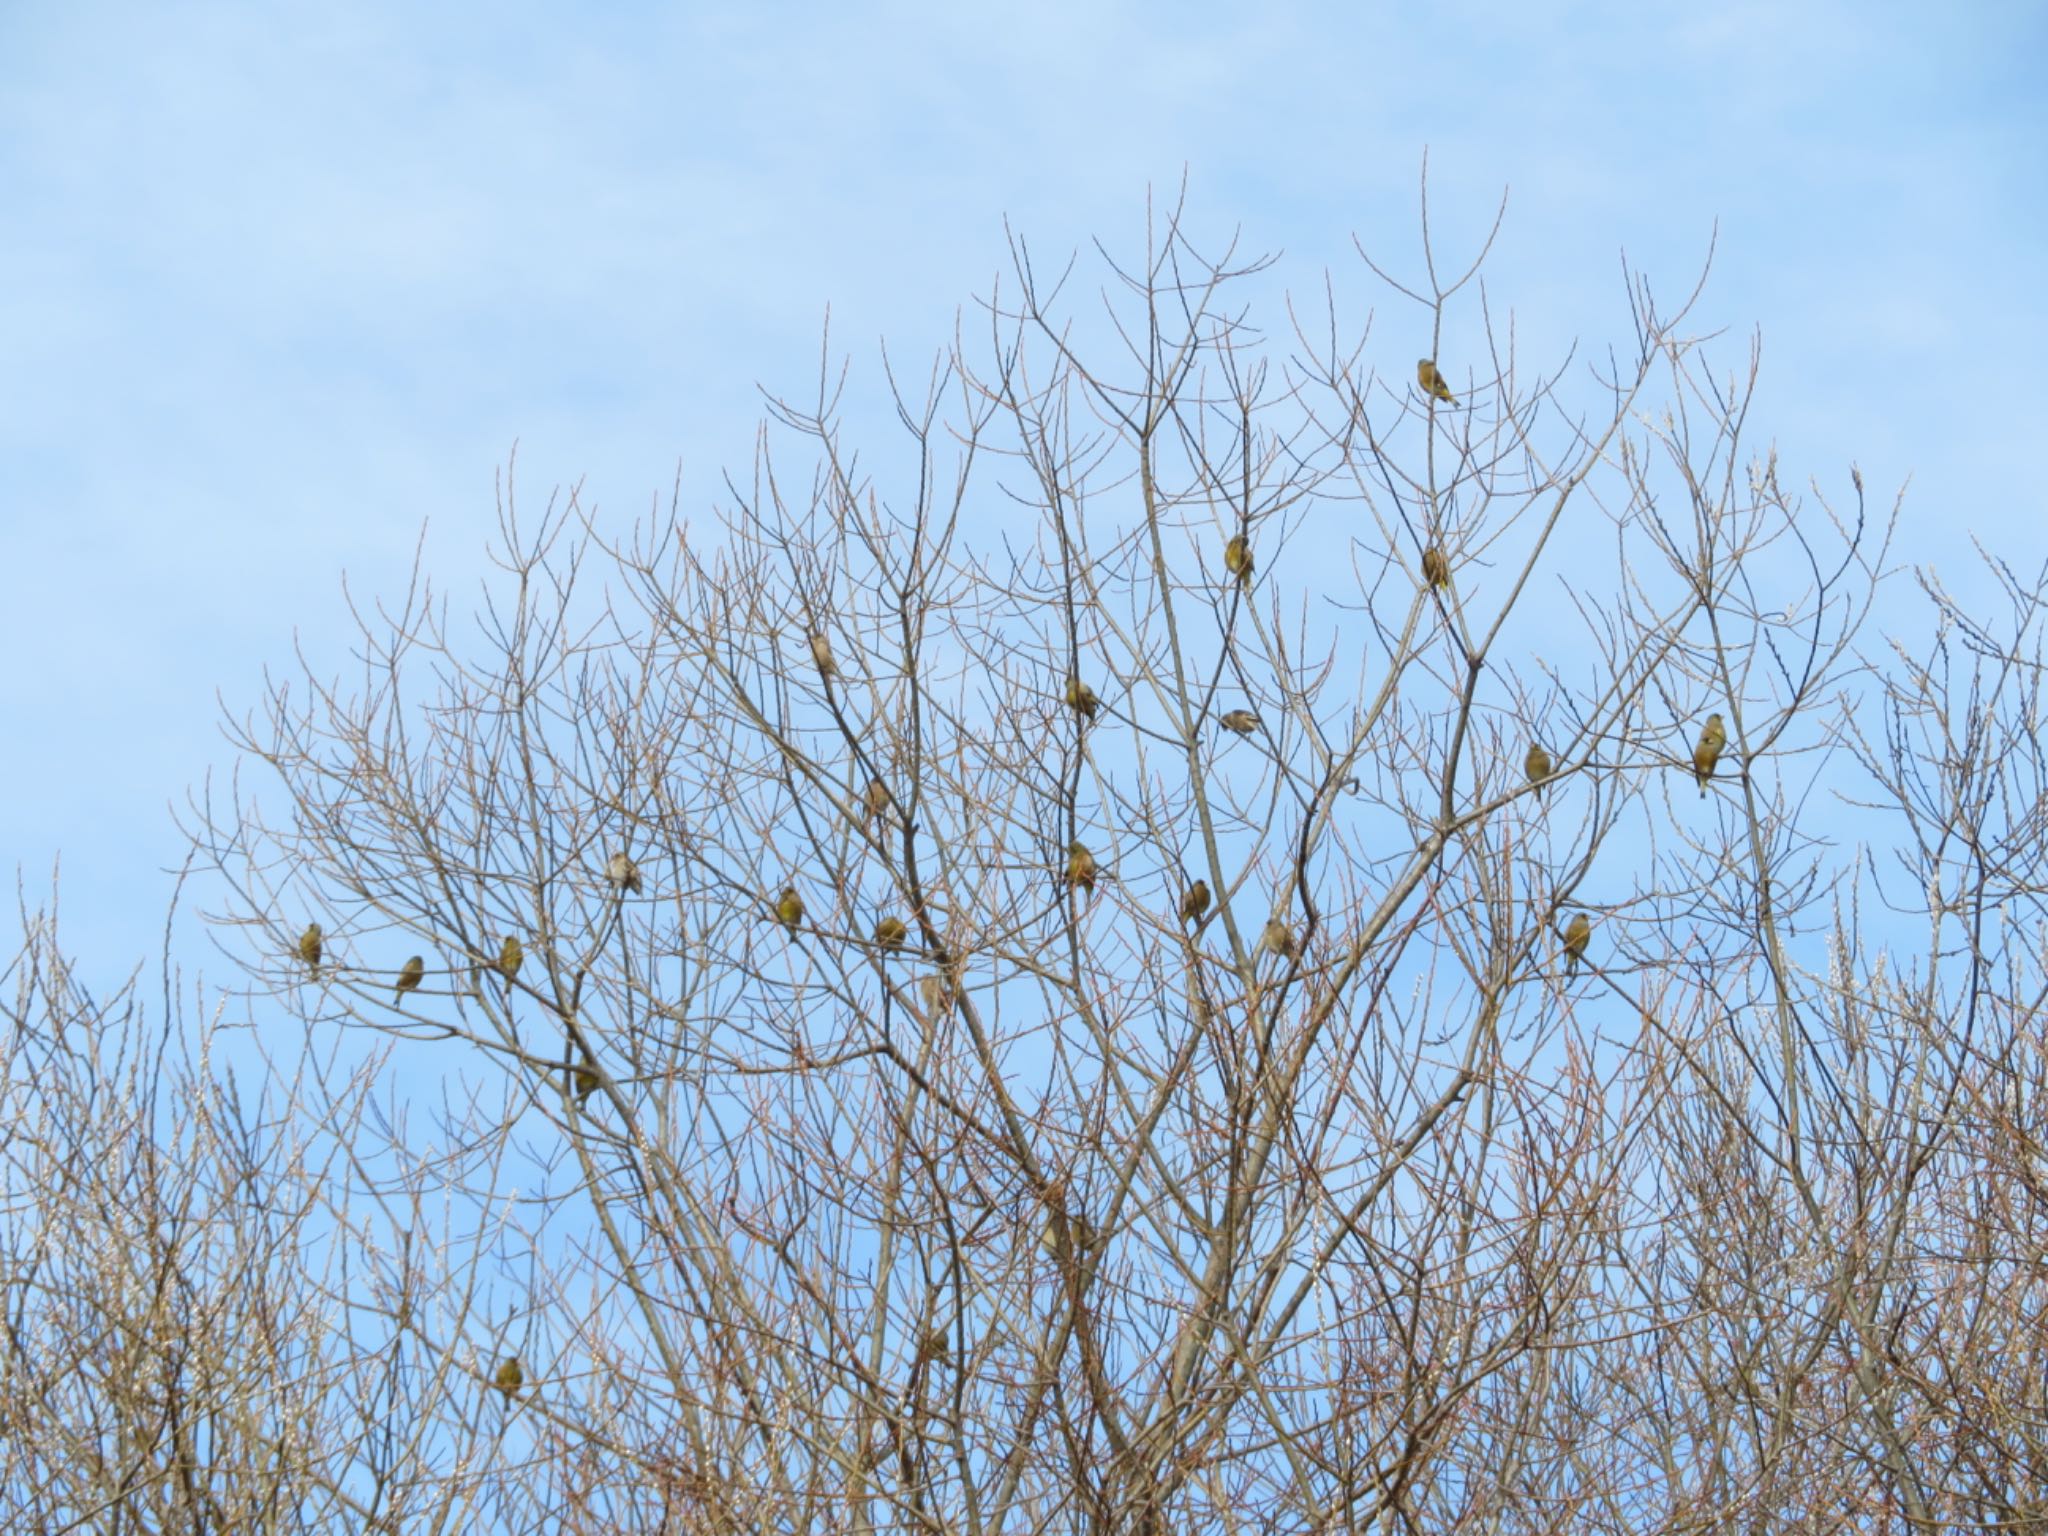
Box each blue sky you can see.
[2,1,2043,971]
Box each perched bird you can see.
[1417,358,1457,405]
[1065,676,1100,719]
[1421,545,1452,590]
[1223,533,1254,588]
[1525,742,1553,800]
[874,914,908,950]
[1260,917,1298,960]
[1179,879,1211,925]
[296,922,323,978]
[606,852,642,895]
[394,955,425,1003]
[810,632,837,678]
[1563,912,1592,977]
[864,778,891,828]
[1692,713,1727,796]
[496,935,524,981]
[1218,708,1259,736]
[1040,1210,1096,1259]
[493,1356,524,1400]
[919,973,955,1017]
[1066,840,1098,892]
[572,1062,600,1104]
[775,886,805,930]
[917,1327,949,1365]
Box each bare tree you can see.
[0,180,2024,1532]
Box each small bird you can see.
[1421,545,1451,590]
[874,914,908,950]
[864,778,891,828]
[917,1327,949,1365]
[1223,532,1254,588]
[1040,1210,1095,1259]
[775,886,805,930]
[606,852,642,895]
[572,1062,599,1104]
[1260,917,1297,959]
[296,922,323,977]
[1179,879,1211,925]
[1525,742,1553,800]
[1417,358,1456,405]
[1693,713,1727,796]
[493,1356,524,1399]
[394,955,425,1003]
[1066,840,1098,892]
[1563,911,1592,977]
[919,973,954,1017]
[1065,676,1099,719]
[1218,709,1259,736]
[496,935,524,981]
[810,632,837,678]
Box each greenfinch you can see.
[1040,1210,1095,1259]
[1693,713,1726,796]
[1065,676,1099,719]
[606,852,642,894]
[1260,917,1297,959]
[875,914,908,950]
[494,1356,524,1399]
[573,1062,599,1104]
[775,886,805,930]
[1525,742,1553,800]
[394,955,425,1002]
[1563,912,1591,977]
[1066,840,1098,892]
[1417,358,1456,405]
[864,778,891,828]
[1218,709,1258,736]
[496,936,523,981]
[1223,533,1253,588]
[296,922,323,977]
[1179,879,1211,925]
[810,632,837,678]
[1421,545,1451,590]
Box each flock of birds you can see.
[286,359,1735,1016]
[276,360,1736,1405]
[286,358,1735,1005]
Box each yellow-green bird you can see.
[606,852,642,894]
[1223,533,1254,588]
[1525,742,1553,800]
[572,1062,599,1104]
[296,922,323,978]
[1179,879,1211,925]
[493,1356,524,1399]
[874,914,908,950]
[1065,676,1099,719]
[1421,545,1451,590]
[496,935,523,981]
[1417,358,1456,405]
[1563,911,1592,977]
[775,886,805,930]
[1692,712,1727,796]
[394,955,425,1002]
[1066,840,1098,893]
[1218,708,1259,736]
[864,778,891,827]
[810,631,837,678]
[1260,917,1297,959]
